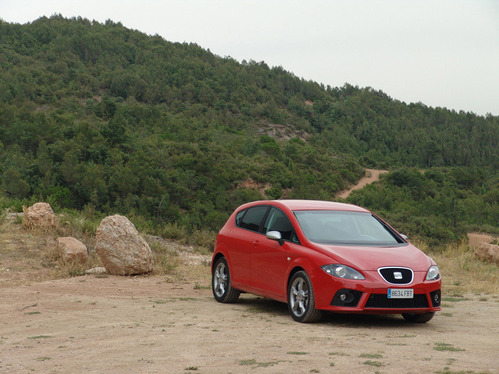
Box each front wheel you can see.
[212,257,240,303]
[402,312,435,323]
[288,271,322,323]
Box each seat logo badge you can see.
[394,271,403,280]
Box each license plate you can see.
[388,289,414,299]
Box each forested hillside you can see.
[0,16,497,245]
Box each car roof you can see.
[251,199,370,213]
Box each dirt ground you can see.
[1,174,497,373]
[0,271,498,374]
[337,169,388,199]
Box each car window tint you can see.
[235,210,245,227]
[237,206,268,232]
[264,208,299,243]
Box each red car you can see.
[211,200,441,323]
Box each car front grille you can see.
[365,293,429,309]
[378,267,413,284]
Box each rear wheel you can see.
[288,271,322,323]
[212,257,240,303]
[402,312,435,323]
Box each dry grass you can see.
[0,212,210,288]
[413,238,499,295]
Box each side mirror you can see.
[400,234,408,241]
[266,231,284,246]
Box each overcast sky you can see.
[2,0,498,116]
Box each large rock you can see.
[475,242,499,264]
[57,237,88,264]
[95,215,154,275]
[22,202,58,229]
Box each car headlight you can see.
[426,265,440,281]
[321,264,365,280]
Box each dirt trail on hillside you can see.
[0,274,498,373]
[337,169,388,199]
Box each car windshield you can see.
[294,210,404,246]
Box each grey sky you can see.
[2,0,498,115]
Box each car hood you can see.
[315,243,431,271]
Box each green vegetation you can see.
[0,16,497,247]
[362,360,384,367]
[359,353,383,359]
[434,343,465,352]
[238,359,282,368]
[347,167,498,246]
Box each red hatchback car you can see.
[211,200,441,323]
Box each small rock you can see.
[57,237,88,264]
[475,242,499,264]
[22,203,58,229]
[85,267,107,275]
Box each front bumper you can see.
[313,269,441,314]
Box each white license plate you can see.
[388,289,414,299]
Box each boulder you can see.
[22,202,58,229]
[95,215,153,275]
[57,237,88,264]
[467,232,495,248]
[475,242,499,264]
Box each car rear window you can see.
[236,206,269,232]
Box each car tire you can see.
[402,312,435,323]
[288,271,322,323]
[212,257,240,303]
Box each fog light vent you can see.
[430,290,441,307]
[331,289,362,307]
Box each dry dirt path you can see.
[1,274,498,373]
[337,169,388,199]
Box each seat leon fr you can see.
[211,200,441,323]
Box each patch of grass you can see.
[434,343,465,352]
[37,356,51,361]
[238,359,282,368]
[440,312,453,317]
[193,282,210,290]
[239,359,257,366]
[362,360,384,367]
[28,335,52,339]
[436,370,489,374]
[156,223,215,252]
[149,242,180,275]
[360,353,383,359]
[176,297,196,301]
[150,298,175,304]
[442,297,468,303]
[329,351,348,356]
[287,351,309,355]
[184,367,198,371]
[26,311,41,315]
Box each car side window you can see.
[264,208,299,244]
[236,206,269,232]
